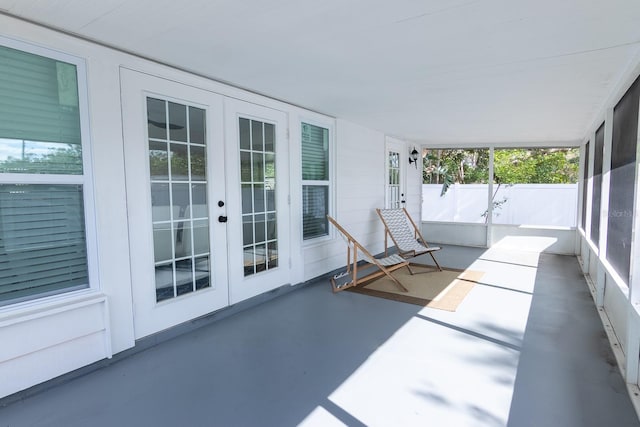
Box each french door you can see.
[121,69,229,338]
[121,70,292,338]
[224,98,291,303]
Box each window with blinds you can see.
[0,42,89,306]
[301,122,330,240]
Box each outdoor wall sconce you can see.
[409,147,419,168]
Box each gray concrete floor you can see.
[1,245,639,426]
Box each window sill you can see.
[303,234,335,249]
[0,289,106,327]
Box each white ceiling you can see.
[2,0,640,145]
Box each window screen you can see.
[607,76,640,284]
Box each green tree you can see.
[493,148,578,184]
[423,149,489,195]
[0,143,82,174]
[423,147,579,187]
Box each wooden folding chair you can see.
[376,208,442,271]
[327,215,411,293]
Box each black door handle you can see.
[218,215,228,223]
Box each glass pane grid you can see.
[239,118,278,277]
[387,151,401,208]
[148,98,211,302]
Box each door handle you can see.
[218,215,228,223]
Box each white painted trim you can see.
[0,290,106,327]
[487,146,494,247]
[585,136,594,245]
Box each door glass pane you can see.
[189,106,205,144]
[155,262,174,302]
[264,123,275,152]
[170,143,189,181]
[151,183,171,222]
[388,151,401,208]
[175,258,193,296]
[147,98,167,140]
[239,117,278,276]
[168,102,187,142]
[147,98,210,302]
[192,219,209,255]
[239,118,251,150]
[190,146,206,182]
[149,141,169,179]
[194,256,210,290]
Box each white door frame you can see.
[224,98,291,303]
[121,68,229,339]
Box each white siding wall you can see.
[302,121,388,280]
[0,15,135,398]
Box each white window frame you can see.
[0,36,99,310]
[300,116,335,245]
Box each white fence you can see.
[422,183,578,227]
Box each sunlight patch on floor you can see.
[326,315,522,426]
[320,244,541,426]
[298,406,349,427]
[490,235,558,254]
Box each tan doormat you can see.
[347,266,484,311]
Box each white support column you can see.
[577,142,590,268]
[586,134,595,245]
[487,146,494,248]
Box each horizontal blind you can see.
[302,185,328,240]
[301,123,328,181]
[0,45,81,145]
[0,184,88,304]
[0,45,82,175]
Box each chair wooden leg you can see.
[430,252,443,271]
